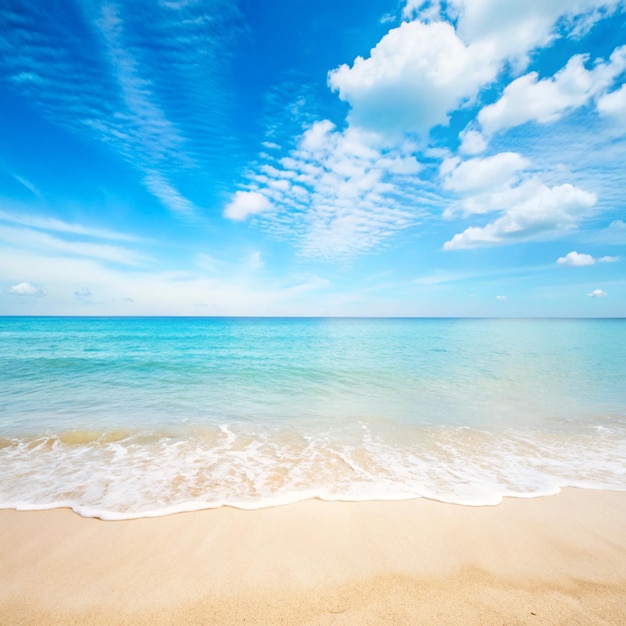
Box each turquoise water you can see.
[1,317,625,519]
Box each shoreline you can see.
[2,485,623,521]
[2,488,625,624]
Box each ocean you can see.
[0,317,624,520]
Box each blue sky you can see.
[1,0,625,316]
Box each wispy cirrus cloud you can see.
[0,224,148,266]
[0,0,243,218]
[0,246,332,316]
[0,208,141,242]
[0,205,149,268]
[7,172,44,199]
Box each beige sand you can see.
[1,488,625,625]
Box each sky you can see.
[0,0,625,317]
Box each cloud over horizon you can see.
[588,288,608,297]
[7,282,45,297]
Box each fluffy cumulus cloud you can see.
[557,251,595,266]
[333,0,591,141]
[8,282,44,296]
[444,179,597,249]
[406,0,623,60]
[478,47,626,135]
[328,19,498,138]
[223,191,273,221]
[557,251,618,265]
[597,83,626,124]
[458,129,487,155]
[588,288,608,297]
[441,152,529,195]
[440,86,604,251]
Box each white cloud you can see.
[268,178,290,192]
[597,83,626,125]
[458,129,487,155]
[223,191,273,221]
[196,249,265,276]
[195,252,225,274]
[301,119,337,152]
[220,0,626,265]
[496,295,507,300]
[248,251,264,270]
[0,224,147,266]
[588,288,608,297]
[143,172,197,218]
[328,20,498,138]
[557,251,619,265]
[229,123,429,259]
[0,248,334,316]
[441,152,529,193]
[380,12,398,25]
[407,1,624,61]
[557,251,596,266]
[0,2,242,220]
[442,153,537,221]
[444,179,597,249]
[402,1,432,20]
[9,173,43,199]
[0,209,140,242]
[478,47,626,135]
[8,282,44,296]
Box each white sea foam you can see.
[1,422,625,520]
[2,317,626,519]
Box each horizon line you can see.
[1,315,624,320]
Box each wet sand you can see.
[1,488,625,625]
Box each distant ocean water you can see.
[0,317,625,520]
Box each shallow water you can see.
[1,317,625,519]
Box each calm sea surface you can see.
[0,317,624,519]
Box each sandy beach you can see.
[1,488,625,625]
